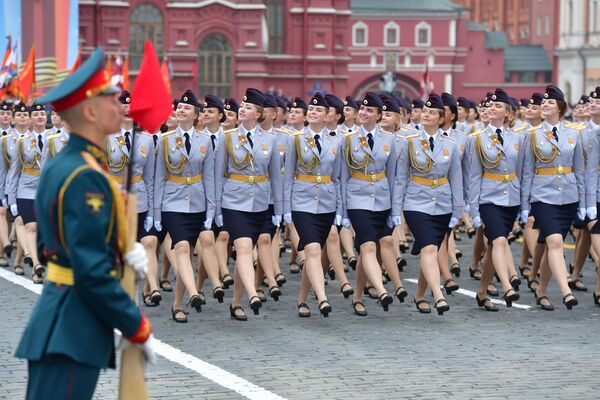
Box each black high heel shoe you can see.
[476,294,498,312]
[171,308,189,323]
[467,228,475,238]
[503,288,520,308]
[469,267,482,280]
[594,291,600,305]
[399,242,409,253]
[434,298,450,315]
[229,304,247,321]
[563,293,578,310]
[444,278,459,295]
[340,283,354,299]
[274,273,287,286]
[396,257,407,271]
[395,286,408,303]
[249,296,262,315]
[455,249,463,260]
[509,275,521,291]
[352,301,367,316]
[450,263,461,277]
[378,293,393,311]
[269,286,281,301]
[348,256,357,270]
[297,303,311,318]
[527,278,539,293]
[327,266,335,280]
[189,295,203,312]
[414,298,431,314]
[319,300,332,318]
[213,286,225,303]
[535,294,554,311]
[256,289,267,303]
[221,273,234,288]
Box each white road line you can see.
[0,267,287,400]
[404,278,532,310]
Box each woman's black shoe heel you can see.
[229,304,247,321]
[434,298,450,315]
[340,283,354,299]
[476,294,498,312]
[297,303,311,318]
[189,295,203,312]
[348,256,357,270]
[395,286,408,303]
[536,294,554,311]
[396,257,407,271]
[269,286,281,301]
[171,308,189,323]
[319,300,332,318]
[352,301,367,316]
[563,293,578,310]
[414,298,431,314]
[593,291,600,305]
[503,288,519,308]
[378,293,393,311]
[469,267,482,280]
[249,296,262,315]
[213,286,225,303]
[509,275,521,291]
[444,278,459,295]
[450,263,461,277]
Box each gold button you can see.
[186,177,191,184]
[371,174,377,182]
[248,176,255,184]
[316,176,322,183]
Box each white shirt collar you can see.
[488,124,503,134]
[590,120,600,130]
[308,127,323,138]
[424,129,439,142]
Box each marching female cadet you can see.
[45,107,70,161]
[7,104,49,283]
[469,88,526,310]
[394,93,463,315]
[283,93,341,317]
[343,93,396,316]
[521,85,584,310]
[194,95,229,304]
[455,97,472,134]
[0,101,15,267]
[222,98,240,131]
[215,88,283,321]
[409,99,424,131]
[106,91,159,306]
[154,89,215,322]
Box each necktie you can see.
[184,132,191,155]
[415,125,420,130]
[552,127,558,142]
[496,128,503,146]
[38,134,43,152]
[211,134,216,151]
[1,131,6,136]
[124,131,131,152]
[443,131,449,137]
[429,136,434,151]
[153,135,158,148]
[56,129,61,134]
[329,131,336,137]
[315,134,322,154]
[367,132,374,150]
[246,132,253,148]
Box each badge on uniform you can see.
[443,149,449,159]
[460,144,464,152]
[30,139,36,150]
[421,140,428,150]
[278,143,284,155]
[514,143,519,151]
[306,137,315,148]
[238,134,247,145]
[568,137,574,146]
[200,145,206,154]
[262,143,268,155]
[332,147,337,155]
[383,144,389,155]
[175,136,184,150]
[86,192,105,215]
[359,137,367,148]
[117,136,126,148]
[140,145,147,157]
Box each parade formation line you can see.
[0,267,288,400]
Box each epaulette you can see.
[440,134,455,141]
[470,129,485,136]
[1,134,13,140]
[528,125,542,132]
[48,133,61,140]
[275,127,292,134]
[454,130,467,136]
[512,126,526,133]
[224,128,237,134]
[261,128,276,135]
[405,133,420,139]
[161,129,176,137]
[292,130,304,136]
[400,127,411,131]
[380,129,393,135]
[344,131,357,137]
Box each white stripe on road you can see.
[404,278,532,310]
[0,267,287,400]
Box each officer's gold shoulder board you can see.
[405,133,420,139]
[276,127,292,134]
[380,129,393,135]
[528,125,542,132]
[344,131,357,137]
[292,130,304,136]
[1,133,13,140]
[400,127,409,131]
[471,129,485,136]
[161,129,176,137]
[224,128,237,134]
[48,133,61,140]
[441,134,455,141]
[513,126,526,133]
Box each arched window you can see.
[198,34,232,98]
[384,21,399,47]
[352,21,368,47]
[415,21,431,47]
[266,0,285,53]
[129,3,164,70]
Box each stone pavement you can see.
[1,233,600,400]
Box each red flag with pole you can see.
[129,41,172,134]
[160,58,171,97]
[122,56,130,91]
[18,45,35,101]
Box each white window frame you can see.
[352,21,368,47]
[415,21,431,47]
[383,21,400,47]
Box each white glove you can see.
[520,210,529,223]
[283,213,293,224]
[342,218,351,229]
[153,220,162,232]
[215,214,223,227]
[124,242,148,276]
[272,214,282,226]
[587,206,598,220]
[387,215,401,228]
[203,218,213,230]
[10,204,17,217]
[448,217,459,229]
[144,216,153,232]
[118,333,158,366]
[1,198,7,208]
[334,214,342,226]
[577,208,586,221]
[472,216,482,228]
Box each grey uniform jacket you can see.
[341,126,397,217]
[584,122,600,207]
[0,128,17,199]
[442,128,470,205]
[106,131,155,213]
[154,126,215,221]
[521,121,586,211]
[43,130,70,164]
[214,125,283,216]
[468,125,528,220]
[283,127,342,215]
[394,130,464,219]
[7,130,49,204]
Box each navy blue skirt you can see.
[138,211,167,243]
[404,211,451,255]
[347,209,390,247]
[260,204,277,238]
[573,215,589,230]
[163,211,205,248]
[590,203,600,234]
[480,204,519,243]
[292,211,335,251]
[222,208,266,244]
[17,198,35,224]
[531,202,577,243]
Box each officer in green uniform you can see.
[15,47,157,399]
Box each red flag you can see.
[129,41,172,134]
[160,58,171,96]
[122,56,130,91]
[18,45,35,101]
[105,55,112,78]
[69,46,81,75]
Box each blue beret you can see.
[204,94,224,111]
[0,101,10,111]
[509,97,519,112]
[309,93,329,108]
[544,85,564,101]
[592,87,600,99]
[119,90,131,104]
[224,97,239,113]
[529,93,544,105]
[380,95,400,113]
[425,93,444,110]
[520,98,529,107]
[456,97,470,108]
[579,95,590,105]
[412,99,425,109]
[263,94,277,108]
[491,88,511,105]
[243,88,265,107]
[395,97,411,112]
[29,104,46,113]
[324,94,343,111]
[343,96,359,110]
[291,97,308,110]
[362,92,383,109]
[180,89,201,108]
[13,102,27,113]
[275,96,287,109]
[441,92,457,108]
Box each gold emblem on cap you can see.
[492,95,497,100]
[183,96,188,101]
[313,99,317,104]
[544,93,549,98]
[363,100,368,105]
[426,101,431,107]
[243,95,248,101]
[382,105,387,110]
